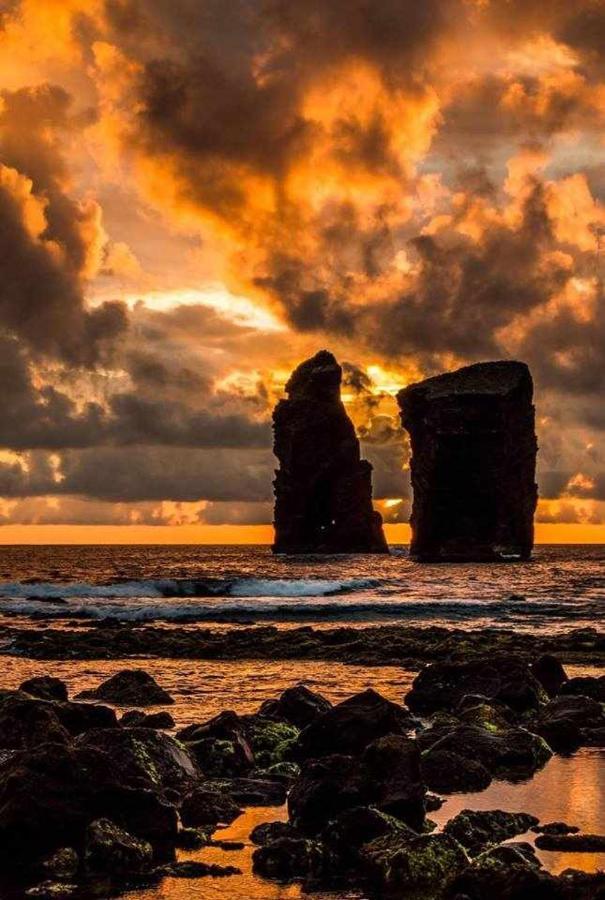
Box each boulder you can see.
[120,710,175,729]
[77,669,174,706]
[361,735,426,829]
[252,836,323,882]
[538,694,605,752]
[160,860,240,878]
[288,754,366,835]
[51,700,118,735]
[272,350,388,554]
[76,728,199,797]
[421,748,492,794]
[361,830,469,897]
[0,741,178,870]
[177,711,254,776]
[179,787,242,828]
[446,843,549,899]
[406,654,546,715]
[258,684,332,728]
[250,821,300,846]
[560,675,605,702]
[84,817,153,875]
[398,360,538,561]
[421,724,552,782]
[0,692,70,750]
[534,833,605,852]
[530,655,568,698]
[25,882,78,899]
[206,777,287,806]
[320,806,409,869]
[40,848,79,880]
[444,809,538,856]
[295,689,413,759]
[241,715,299,767]
[20,676,68,702]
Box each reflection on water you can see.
[431,749,605,875]
[1,656,416,726]
[123,807,363,900]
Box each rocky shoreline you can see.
[0,652,604,898]
[3,621,603,667]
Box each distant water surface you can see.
[0,544,602,632]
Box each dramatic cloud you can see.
[0,0,603,529]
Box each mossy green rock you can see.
[245,718,299,767]
[361,830,468,898]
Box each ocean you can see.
[0,543,602,632]
[1,543,604,898]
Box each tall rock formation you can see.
[398,361,538,562]
[272,351,388,554]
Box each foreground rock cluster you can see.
[1,657,604,899]
[272,350,387,554]
[398,360,538,561]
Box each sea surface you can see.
[1,543,603,897]
[0,543,602,632]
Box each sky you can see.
[0,0,604,543]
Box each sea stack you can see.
[398,361,538,562]
[272,350,388,554]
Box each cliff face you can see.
[398,361,538,562]
[272,351,388,554]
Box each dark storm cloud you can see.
[0,85,128,365]
[0,446,274,503]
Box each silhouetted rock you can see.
[272,351,388,554]
[295,688,414,759]
[258,684,332,728]
[444,809,538,856]
[406,653,546,715]
[76,669,174,706]
[84,817,153,875]
[530,655,568,698]
[20,676,68,702]
[120,710,175,729]
[398,360,538,561]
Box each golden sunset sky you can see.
[0,0,604,543]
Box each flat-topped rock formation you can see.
[272,350,387,554]
[398,360,538,562]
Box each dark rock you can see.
[40,848,79,879]
[0,692,70,749]
[361,735,426,829]
[161,860,240,878]
[51,700,118,736]
[175,827,210,849]
[361,830,469,896]
[120,710,175,729]
[84,817,153,875]
[535,833,605,852]
[560,675,605,702]
[425,792,445,812]
[20,676,68,702]
[241,715,299,767]
[444,809,538,855]
[421,748,492,793]
[288,754,366,835]
[76,669,174,706]
[530,655,568,698]
[320,805,408,868]
[179,787,242,828]
[398,360,537,561]
[406,654,546,715]
[252,836,322,882]
[207,777,287,806]
[446,842,549,900]
[258,684,332,728]
[421,724,552,781]
[177,711,254,776]
[0,741,178,870]
[538,694,605,752]
[250,821,300,846]
[76,727,199,797]
[295,688,413,759]
[272,350,388,554]
[532,822,580,835]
